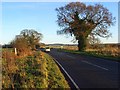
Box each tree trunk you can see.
[78,37,86,51]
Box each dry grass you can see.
[86,45,119,57]
[60,44,119,57]
[62,45,78,50]
[2,49,70,88]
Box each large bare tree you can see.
[56,2,115,51]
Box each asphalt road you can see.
[48,49,120,89]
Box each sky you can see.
[1,1,119,45]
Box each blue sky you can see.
[1,2,118,45]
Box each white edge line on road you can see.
[53,58,80,90]
[81,60,109,71]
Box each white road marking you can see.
[66,54,109,71]
[51,57,80,90]
[81,60,109,71]
[66,55,75,59]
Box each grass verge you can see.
[43,52,70,88]
[58,49,119,62]
[2,50,70,88]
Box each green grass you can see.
[2,48,16,53]
[44,53,70,88]
[58,49,119,62]
[2,51,70,89]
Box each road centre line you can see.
[66,55,75,59]
[66,54,109,71]
[81,60,109,71]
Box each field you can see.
[55,44,119,61]
[2,49,70,88]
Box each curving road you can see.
[49,49,120,89]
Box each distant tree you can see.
[56,2,115,51]
[87,36,101,45]
[11,29,43,56]
[86,36,101,49]
[20,29,43,50]
[39,43,46,48]
[35,44,40,49]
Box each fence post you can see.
[15,48,17,55]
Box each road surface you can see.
[49,49,119,89]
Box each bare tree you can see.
[56,2,115,51]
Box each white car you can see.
[45,47,50,52]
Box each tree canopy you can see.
[20,29,43,50]
[56,2,115,51]
[11,29,43,56]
